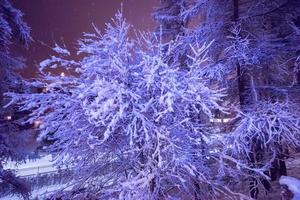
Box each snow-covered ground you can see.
[279,176,300,200]
[0,183,71,200]
[1,155,70,199]
[4,155,57,177]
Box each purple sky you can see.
[12,0,158,78]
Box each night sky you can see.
[12,0,158,78]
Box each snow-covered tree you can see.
[6,10,259,199]
[0,0,32,199]
[174,0,300,198]
[225,1,300,192]
[153,0,190,40]
[152,0,194,71]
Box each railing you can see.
[18,164,58,178]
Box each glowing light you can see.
[223,118,230,123]
[210,118,231,123]
[6,115,12,120]
[60,72,65,77]
[34,120,42,128]
[210,118,222,123]
[42,87,49,93]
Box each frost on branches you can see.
[0,0,32,199]
[226,100,300,170]
[152,1,300,198]
[6,11,253,199]
[152,0,189,40]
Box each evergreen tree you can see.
[182,0,300,198]
[8,11,255,199]
[6,1,300,199]
[229,1,300,198]
[0,0,32,199]
[153,0,189,40]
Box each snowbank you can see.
[279,176,300,200]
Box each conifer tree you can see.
[181,0,300,198]
[156,0,300,197]
[8,10,253,200]
[0,0,32,199]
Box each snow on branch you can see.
[7,9,252,200]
